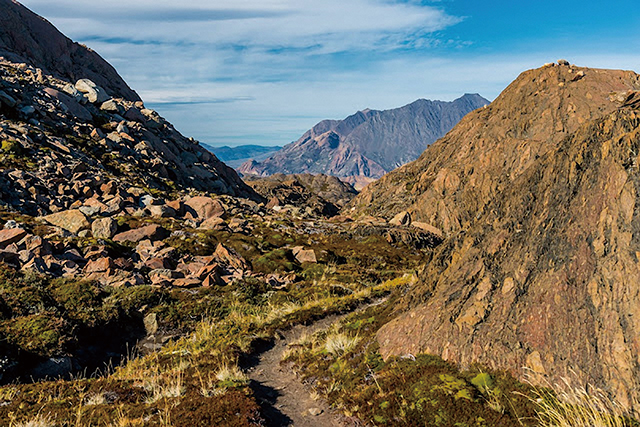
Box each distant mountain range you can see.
[238,94,489,186]
[205,144,282,169]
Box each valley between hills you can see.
[0,1,639,426]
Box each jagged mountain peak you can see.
[239,93,489,184]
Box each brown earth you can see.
[349,62,640,409]
[245,315,347,427]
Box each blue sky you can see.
[20,0,640,147]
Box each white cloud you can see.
[23,0,459,53]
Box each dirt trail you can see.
[244,314,348,427]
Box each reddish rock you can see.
[173,278,202,288]
[203,272,225,287]
[84,257,115,273]
[184,196,225,221]
[0,228,28,248]
[21,256,48,274]
[148,269,182,284]
[292,246,317,263]
[166,200,184,216]
[196,263,222,280]
[100,181,118,196]
[113,224,169,243]
[144,257,170,270]
[23,235,51,256]
[113,258,134,270]
[83,245,108,260]
[214,243,249,272]
[198,216,225,230]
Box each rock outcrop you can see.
[349,62,640,409]
[244,173,358,217]
[239,94,489,184]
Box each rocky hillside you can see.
[0,0,140,102]
[349,62,640,409]
[239,94,488,184]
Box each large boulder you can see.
[184,197,226,221]
[42,210,90,234]
[91,217,118,240]
[75,79,110,104]
[113,224,169,243]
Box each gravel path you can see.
[244,315,347,427]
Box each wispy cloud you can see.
[26,0,459,53]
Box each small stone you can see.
[100,99,120,113]
[79,206,101,217]
[292,247,317,264]
[113,224,169,243]
[148,205,176,218]
[91,217,118,240]
[0,90,17,108]
[144,313,158,335]
[84,257,115,273]
[198,216,225,230]
[557,59,570,66]
[308,408,323,416]
[389,211,411,226]
[0,228,28,248]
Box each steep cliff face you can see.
[0,0,140,102]
[349,63,640,408]
[239,94,488,181]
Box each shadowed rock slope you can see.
[239,94,488,182]
[350,63,640,408]
[0,0,140,102]
[0,3,258,214]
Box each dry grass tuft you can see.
[325,330,360,356]
[12,413,55,427]
[215,364,249,384]
[529,375,633,427]
[143,367,185,404]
